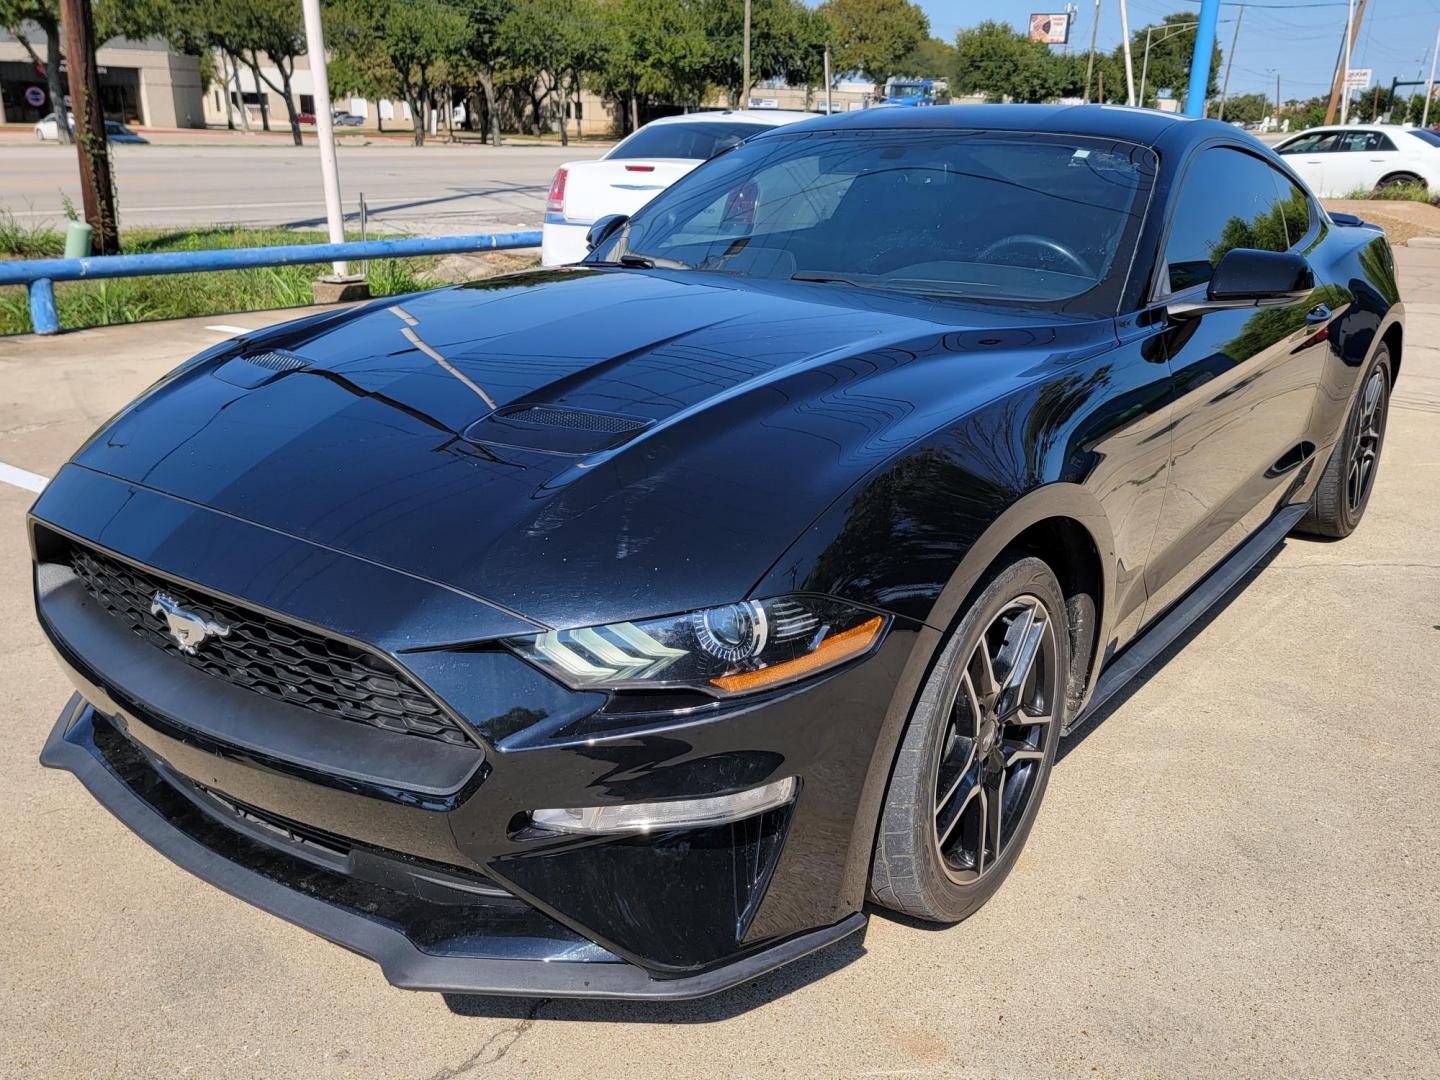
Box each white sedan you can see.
[1273,125,1440,197]
[34,113,147,143]
[541,109,814,266]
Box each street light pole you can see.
[1083,0,1101,103]
[823,44,833,116]
[1424,24,1440,128]
[301,0,347,277]
[1138,27,1152,106]
[1340,0,1355,125]
[1119,0,1136,105]
[742,0,752,108]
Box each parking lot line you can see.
[0,461,48,493]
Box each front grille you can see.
[68,544,472,747]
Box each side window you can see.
[1277,131,1340,155]
[1337,130,1396,153]
[1162,148,1292,294]
[1269,168,1315,248]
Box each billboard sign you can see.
[1029,13,1072,44]
[1343,68,1372,92]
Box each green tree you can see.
[951,20,1064,103]
[897,35,954,80]
[1221,91,1269,124]
[1128,12,1220,105]
[819,0,927,94]
[594,0,709,132]
[700,0,824,107]
[331,0,473,145]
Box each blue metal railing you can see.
[0,230,543,335]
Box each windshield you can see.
[608,121,775,161]
[891,84,928,99]
[589,129,1156,313]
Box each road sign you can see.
[1029,13,1072,44]
[1343,68,1372,92]
[24,85,46,107]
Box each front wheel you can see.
[870,555,1068,923]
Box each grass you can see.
[0,213,439,335]
[1340,183,1440,205]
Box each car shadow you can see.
[440,541,1287,1020]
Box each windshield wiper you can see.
[790,272,869,287]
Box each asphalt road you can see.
[0,250,1437,1078]
[0,141,601,235]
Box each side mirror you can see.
[586,214,629,253]
[1169,248,1314,317]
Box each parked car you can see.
[541,109,812,265]
[332,111,365,127]
[34,104,1400,1000]
[1274,124,1440,196]
[33,114,146,144]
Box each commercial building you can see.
[0,30,204,128]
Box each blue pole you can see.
[1184,0,1222,117]
[29,279,59,336]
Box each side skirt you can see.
[1075,503,1308,727]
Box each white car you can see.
[541,110,814,266]
[1273,125,1440,197]
[33,113,146,143]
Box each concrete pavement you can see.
[0,254,1436,1078]
[0,141,603,236]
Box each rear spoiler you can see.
[1328,210,1384,232]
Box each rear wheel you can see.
[1376,172,1424,191]
[1297,346,1391,539]
[871,555,1068,923]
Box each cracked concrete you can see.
[0,251,1437,1079]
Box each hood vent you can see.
[464,403,652,455]
[214,348,311,389]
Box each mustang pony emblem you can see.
[150,592,230,654]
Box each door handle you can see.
[1306,304,1331,323]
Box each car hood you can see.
[72,268,1112,632]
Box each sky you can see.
[914,0,1440,103]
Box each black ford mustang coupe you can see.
[33,106,1400,999]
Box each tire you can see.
[1376,173,1424,191]
[1296,345,1391,539]
[871,554,1069,923]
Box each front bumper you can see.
[31,466,914,999]
[41,697,865,998]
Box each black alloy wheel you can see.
[1296,345,1391,539]
[871,555,1068,923]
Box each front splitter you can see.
[39,695,867,1000]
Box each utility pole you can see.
[301,0,347,277]
[823,44,833,115]
[1275,72,1281,128]
[1424,24,1440,128]
[1216,5,1244,121]
[1083,0,1101,103]
[1325,0,1366,125]
[742,0,752,109]
[1340,0,1356,125]
[1119,0,1136,105]
[59,0,118,255]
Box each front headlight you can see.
[505,596,887,697]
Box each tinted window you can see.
[609,121,774,161]
[1269,169,1315,248]
[1412,130,1440,148]
[1336,130,1396,152]
[592,130,1156,313]
[1278,131,1341,155]
[1163,148,1293,293]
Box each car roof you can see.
[761,103,1240,149]
[644,110,815,128]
